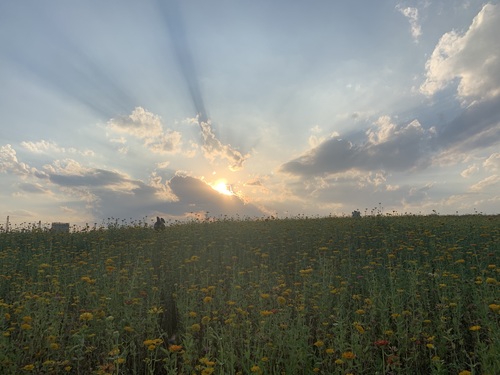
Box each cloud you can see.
[0,144,35,176]
[166,175,264,218]
[274,166,436,215]
[108,107,182,154]
[198,119,249,171]
[18,182,50,194]
[245,178,263,187]
[435,96,500,152]
[484,152,500,172]
[280,116,432,177]
[397,5,422,42]
[20,140,94,156]
[420,3,500,102]
[1,143,264,223]
[469,175,500,192]
[460,164,478,178]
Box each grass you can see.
[0,215,499,374]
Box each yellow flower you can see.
[201,316,211,325]
[260,293,270,299]
[335,359,344,365]
[469,325,481,331]
[22,364,35,371]
[353,322,365,334]
[49,343,60,350]
[79,312,93,321]
[325,348,335,354]
[250,365,262,373]
[342,351,356,359]
[299,268,313,276]
[313,340,324,347]
[20,323,32,330]
[191,323,201,332]
[277,296,286,305]
[143,338,163,350]
[148,306,164,314]
[458,371,471,375]
[485,277,497,285]
[426,343,435,349]
[169,344,183,352]
[488,303,500,313]
[203,296,213,304]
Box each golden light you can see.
[211,179,234,196]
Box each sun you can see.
[211,179,234,196]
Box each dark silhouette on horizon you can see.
[154,216,166,230]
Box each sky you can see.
[1,0,500,228]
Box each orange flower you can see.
[341,351,356,359]
[374,340,389,347]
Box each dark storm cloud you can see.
[48,169,131,187]
[45,165,263,220]
[280,96,500,178]
[436,96,500,151]
[166,175,264,218]
[280,119,432,177]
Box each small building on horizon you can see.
[51,222,70,233]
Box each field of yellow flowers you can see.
[1,215,499,374]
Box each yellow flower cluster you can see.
[143,338,163,351]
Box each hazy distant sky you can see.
[1,0,499,227]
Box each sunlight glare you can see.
[212,180,234,196]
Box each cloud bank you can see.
[0,143,264,224]
[420,3,500,103]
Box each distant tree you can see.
[352,210,361,219]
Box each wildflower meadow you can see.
[0,215,499,374]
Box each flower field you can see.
[1,215,499,374]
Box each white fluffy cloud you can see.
[420,3,500,102]
[108,107,182,154]
[0,144,33,176]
